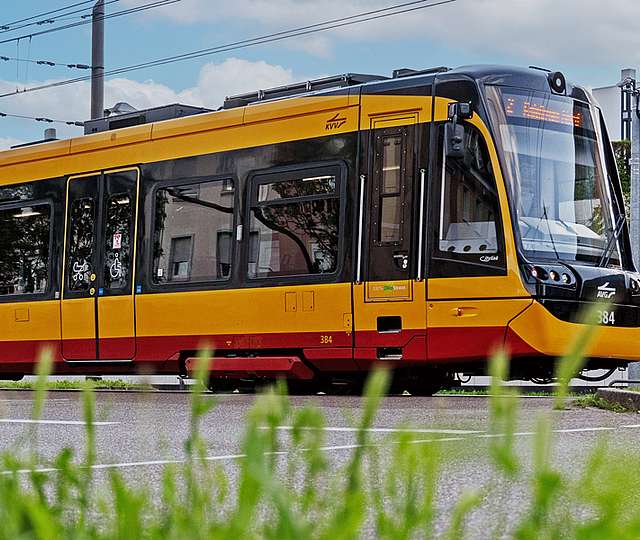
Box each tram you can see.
[0,64,638,394]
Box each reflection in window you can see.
[103,193,132,290]
[153,180,234,284]
[249,173,340,279]
[439,126,500,256]
[170,236,192,280]
[379,135,403,243]
[0,204,51,296]
[68,199,95,291]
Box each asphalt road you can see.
[0,390,638,536]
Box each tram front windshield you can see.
[486,86,622,266]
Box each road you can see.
[0,390,638,536]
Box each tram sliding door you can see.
[61,169,139,361]
[353,113,427,365]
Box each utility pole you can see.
[620,68,640,385]
[90,0,105,120]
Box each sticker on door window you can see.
[109,253,124,281]
[113,232,122,250]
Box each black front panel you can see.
[531,263,640,327]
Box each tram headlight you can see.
[526,264,575,287]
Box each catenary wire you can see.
[0,110,84,126]
[0,0,107,30]
[0,56,94,70]
[0,0,457,100]
[0,0,182,46]
[0,0,122,35]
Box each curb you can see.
[596,388,640,411]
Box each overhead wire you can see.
[0,0,457,100]
[0,110,84,126]
[0,0,122,35]
[0,0,106,30]
[0,56,93,70]
[0,0,182,46]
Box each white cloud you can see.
[121,0,640,66]
[0,58,297,141]
[0,137,24,150]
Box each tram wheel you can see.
[286,380,321,396]
[207,378,237,394]
[404,377,443,397]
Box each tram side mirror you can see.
[445,122,465,159]
[445,102,473,160]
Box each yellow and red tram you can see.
[0,65,638,393]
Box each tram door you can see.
[61,169,139,361]
[353,114,427,363]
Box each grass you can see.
[437,388,558,397]
[572,393,632,413]
[0,379,151,391]
[2,306,640,538]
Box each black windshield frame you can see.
[484,84,632,270]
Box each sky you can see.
[0,0,639,148]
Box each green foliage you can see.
[1,324,640,539]
[573,393,632,413]
[0,379,150,391]
[613,140,631,206]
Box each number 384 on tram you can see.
[0,65,638,394]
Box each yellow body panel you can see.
[360,95,431,126]
[427,299,532,329]
[135,283,352,338]
[0,301,60,342]
[60,298,95,341]
[0,96,363,185]
[354,282,426,332]
[510,301,640,360]
[98,296,135,339]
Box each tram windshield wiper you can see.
[598,213,626,268]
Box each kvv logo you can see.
[596,282,617,300]
[325,113,347,131]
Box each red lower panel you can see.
[303,348,357,371]
[427,327,507,362]
[0,340,61,372]
[99,337,135,360]
[61,339,96,361]
[185,356,315,380]
[0,326,543,376]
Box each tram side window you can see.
[0,203,51,296]
[378,134,403,244]
[249,169,341,279]
[433,124,505,276]
[152,179,235,284]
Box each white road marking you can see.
[0,419,118,426]
[5,423,640,475]
[0,399,70,404]
[275,426,485,435]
